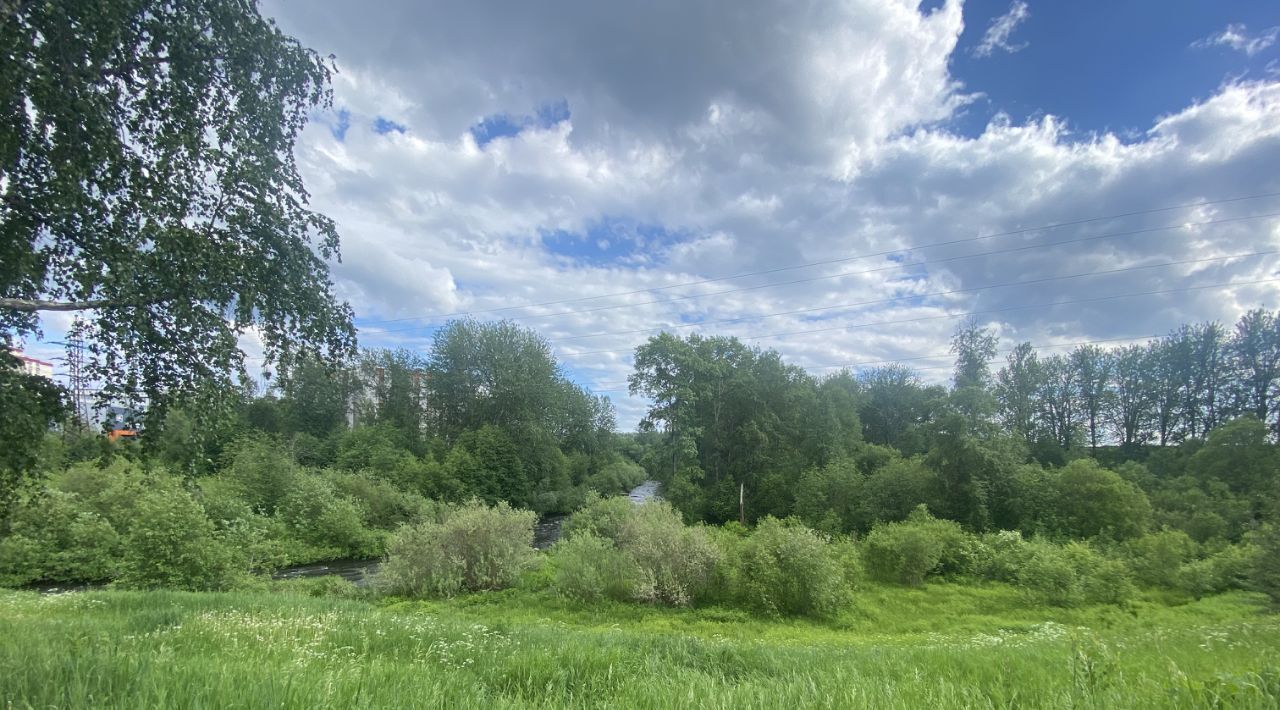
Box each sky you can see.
[22,0,1280,430]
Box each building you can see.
[9,351,54,379]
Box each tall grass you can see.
[1,585,1277,708]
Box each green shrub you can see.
[549,532,638,602]
[729,517,849,618]
[116,480,240,591]
[324,470,428,530]
[1176,542,1255,600]
[224,437,298,514]
[617,501,719,606]
[1063,543,1135,606]
[1248,524,1280,607]
[978,530,1031,583]
[277,475,375,557]
[0,489,123,586]
[1049,459,1152,540]
[563,493,637,542]
[860,506,972,586]
[377,500,536,598]
[1014,540,1080,606]
[1124,529,1199,588]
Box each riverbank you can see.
[2,583,1276,708]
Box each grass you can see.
[1,582,1278,708]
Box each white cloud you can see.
[1193,23,1279,57]
[972,1,1031,58]
[236,0,1280,429]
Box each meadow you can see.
[2,582,1277,709]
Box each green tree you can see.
[995,342,1043,444]
[1051,459,1151,540]
[0,350,66,505]
[1,0,355,432]
[1229,309,1280,431]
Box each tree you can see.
[1108,344,1155,449]
[1037,354,1079,450]
[1229,309,1280,432]
[1069,345,1112,452]
[995,342,1043,444]
[949,320,999,425]
[0,350,66,504]
[2,0,355,428]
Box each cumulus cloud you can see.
[1192,23,1279,57]
[229,0,1280,428]
[972,1,1031,58]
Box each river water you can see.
[273,479,661,587]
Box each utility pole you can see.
[52,318,91,429]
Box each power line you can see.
[548,248,1277,344]
[358,190,1280,327]
[362,210,1280,335]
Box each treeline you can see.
[628,311,1280,545]
[156,320,635,515]
[0,319,651,587]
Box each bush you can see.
[116,480,240,591]
[860,506,974,586]
[0,489,123,586]
[1012,540,1134,607]
[324,470,428,530]
[1124,529,1199,588]
[377,500,536,598]
[563,493,636,542]
[224,437,298,514]
[1014,540,1080,606]
[1248,524,1280,607]
[277,474,376,557]
[1177,543,1255,599]
[549,533,638,602]
[1050,460,1152,540]
[617,501,719,606]
[729,517,849,618]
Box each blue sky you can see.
[22,0,1280,429]
[949,0,1279,138]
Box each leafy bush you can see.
[1177,543,1255,599]
[1014,540,1080,606]
[277,474,376,557]
[377,500,536,598]
[1050,459,1152,540]
[116,480,240,591]
[224,437,298,514]
[563,493,636,542]
[1248,524,1280,607]
[549,532,638,602]
[617,501,719,606]
[324,470,428,530]
[860,506,974,585]
[729,517,849,618]
[1124,529,1199,588]
[0,490,123,586]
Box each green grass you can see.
[1,583,1278,708]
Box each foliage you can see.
[2,0,356,431]
[548,533,638,603]
[562,493,637,542]
[115,479,239,591]
[616,501,719,606]
[1050,459,1151,539]
[1123,529,1200,588]
[0,352,66,505]
[1250,524,1280,607]
[728,517,849,618]
[861,507,958,586]
[276,474,375,557]
[377,500,536,598]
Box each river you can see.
[273,479,661,587]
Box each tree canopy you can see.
[1,0,355,421]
